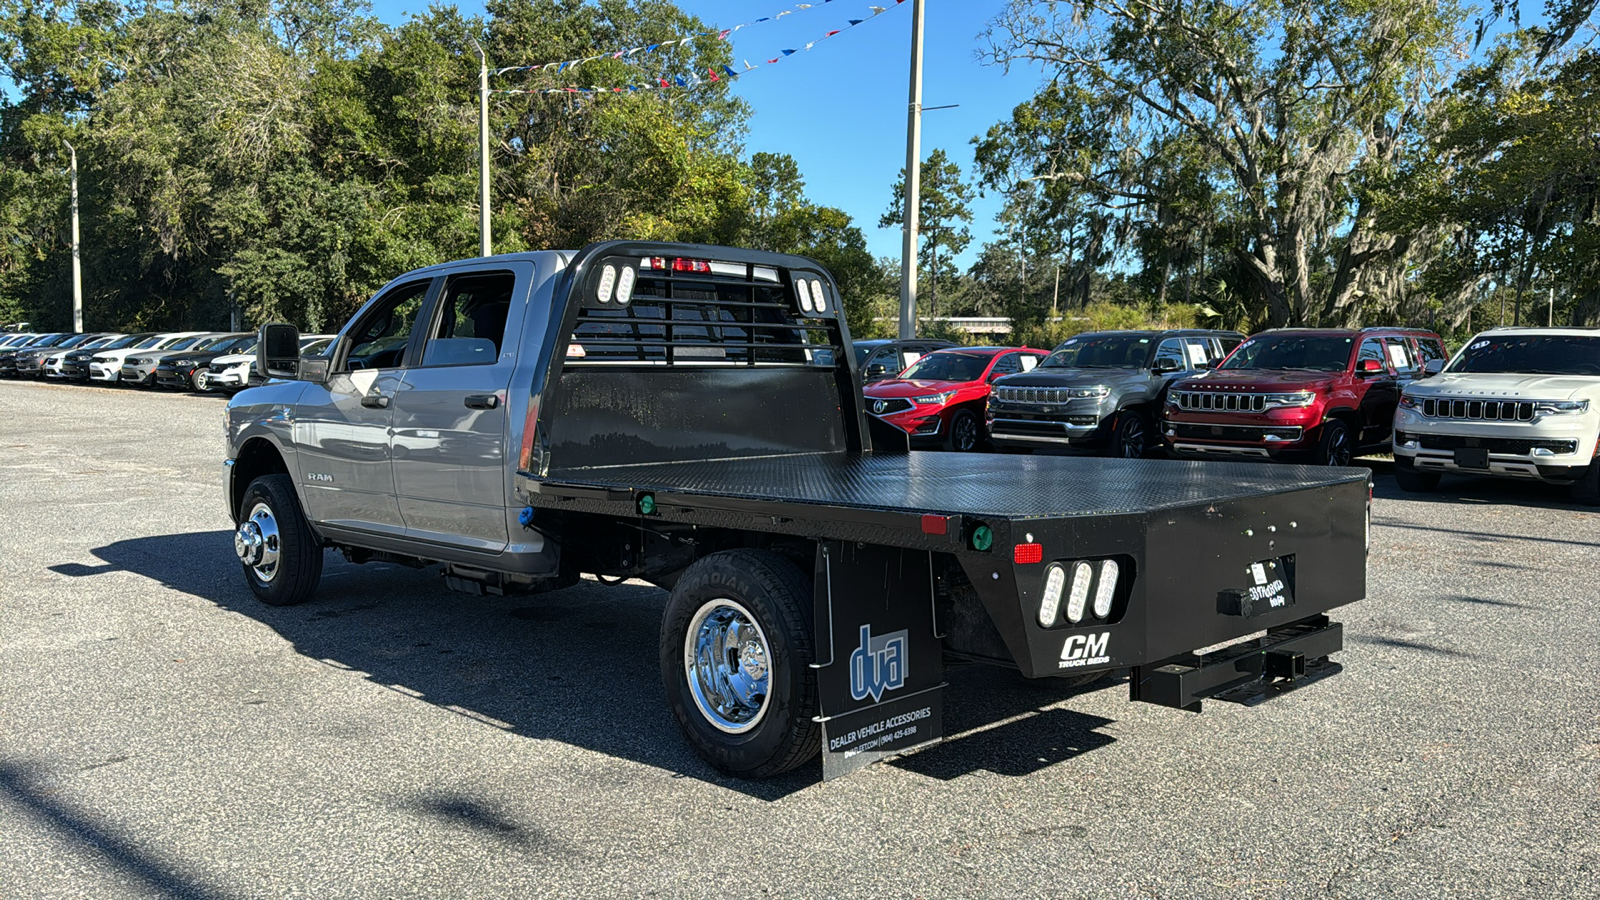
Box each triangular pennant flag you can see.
[660,77,670,87]
[782,48,796,55]
[719,29,730,39]
[826,29,840,36]
[707,68,719,82]
[647,43,659,52]
[723,65,739,77]
[870,5,885,13]
[848,18,862,25]
[558,61,568,72]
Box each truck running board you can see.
[1129,616,1343,712]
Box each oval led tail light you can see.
[596,265,617,304]
[1093,559,1118,618]
[797,281,814,313]
[1039,563,1066,626]
[810,279,827,313]
[1065,561,1092,623]
[615,266,636,306]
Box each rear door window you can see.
[1154,338,1188,369]
[1384,337,1417,374]
[421,271,515,367]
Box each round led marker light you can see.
[810,279,827,313]
[637,493,657,516]
[970,524,994,552]
[1065,561,1093,623]
[597,265,617,304]
[1038,563,1066,626]
[615,266,636,306]
[1093,559,1118,618]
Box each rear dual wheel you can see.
[660,550,819,778]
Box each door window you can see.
[1356,338,1388,372]
[1384,337,1417,374]
[899,349,925,371]
[1415,338,1446,366]
[421,271,515,367]
[347,280,432,370]
[987,353,1021,381]
[1154,338,1188,369]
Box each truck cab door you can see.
[1354,337,1400,444]
[390,266,529,552]
[293,278,435,535]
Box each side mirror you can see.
[1357,358,1385,375]
[1422,359,1445,377]
[866,363,889,378]
[257,323,302,380]
[1152,358,1183,374]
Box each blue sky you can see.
[370,1,1039,266]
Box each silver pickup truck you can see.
[225,241,1369,780]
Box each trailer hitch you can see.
[1129,615,1342,712]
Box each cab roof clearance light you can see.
[1039,563,1066,626]
[1065,561,1093,623]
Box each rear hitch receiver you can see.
[1130,616,1342,712]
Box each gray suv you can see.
[986,329,1244,457]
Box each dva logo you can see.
[849,625,908,703]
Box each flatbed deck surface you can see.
[540,453,1366,519]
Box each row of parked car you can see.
[856,325,1600,503]
[0,330,332,393]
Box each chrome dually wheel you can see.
[235,502,281,584]
[684,599,772,733]
[238,473,323,606]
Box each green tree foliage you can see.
[880,147,974,320]
[0,0,879,335]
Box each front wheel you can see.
[660,550,819,778]
[1314,418,1354,467]
[1108,409,1151,459]
[235,474,324,606]
[944,408,981,452]
[192,369,209,391]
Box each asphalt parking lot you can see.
[2,379,1597,899]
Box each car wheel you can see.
[1393,456,1440,493]
[945,408,981,452]
[235,474,324,606]
[1109,410,1151,459]
[192,369,209,391]
[1314,418,1354,467]
[1571,459,1600,506]
[660,550,819,778]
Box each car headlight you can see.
[914,391,957,405]
[1263,391,1316,409]
[1069,386,1111,399]
[1535,399,1589,415]
[1398,393,1420,409]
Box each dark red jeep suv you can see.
[1161,327,1447,466]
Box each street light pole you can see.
[64,140,82,332]
[471,37,492,258]
[897,0,925,340]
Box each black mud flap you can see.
[1129,615,1343,712]
[812,542,945,780]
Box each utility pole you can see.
[896,0,925,340]
[471,37,492,257]
[64,140,82,332]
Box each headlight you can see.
[1398,394,1420,409]
[914,391,957,405]
[174,359,193,367]
[1535,399,1590,415]
[1070,386,1111,399]
[1263,391,1316,409]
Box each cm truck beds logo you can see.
[849,625,907,703]
[1059,632,1111,669]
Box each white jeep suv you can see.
[1392,327,1600,503]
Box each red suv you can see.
[863,346,1046,451]
[1161,328,1448,466]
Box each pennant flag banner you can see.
[489,1,905,99]
[492,0,846,77]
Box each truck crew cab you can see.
[226,242,1370,780]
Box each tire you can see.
[235,474,324,606]
[1394,455,1440,493]
[1108,409,1151,459]
[1314,418,1354,467]
[660,549,820,778]
[944,408,981,452]
[1571,461,1600,505]
[192,369,209,391]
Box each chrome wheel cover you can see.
[684,598,772,734]
[234,501,282,583]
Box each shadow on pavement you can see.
[51,530,1122,798]
[0,760,236,900]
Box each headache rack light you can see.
[641,256,775,281]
